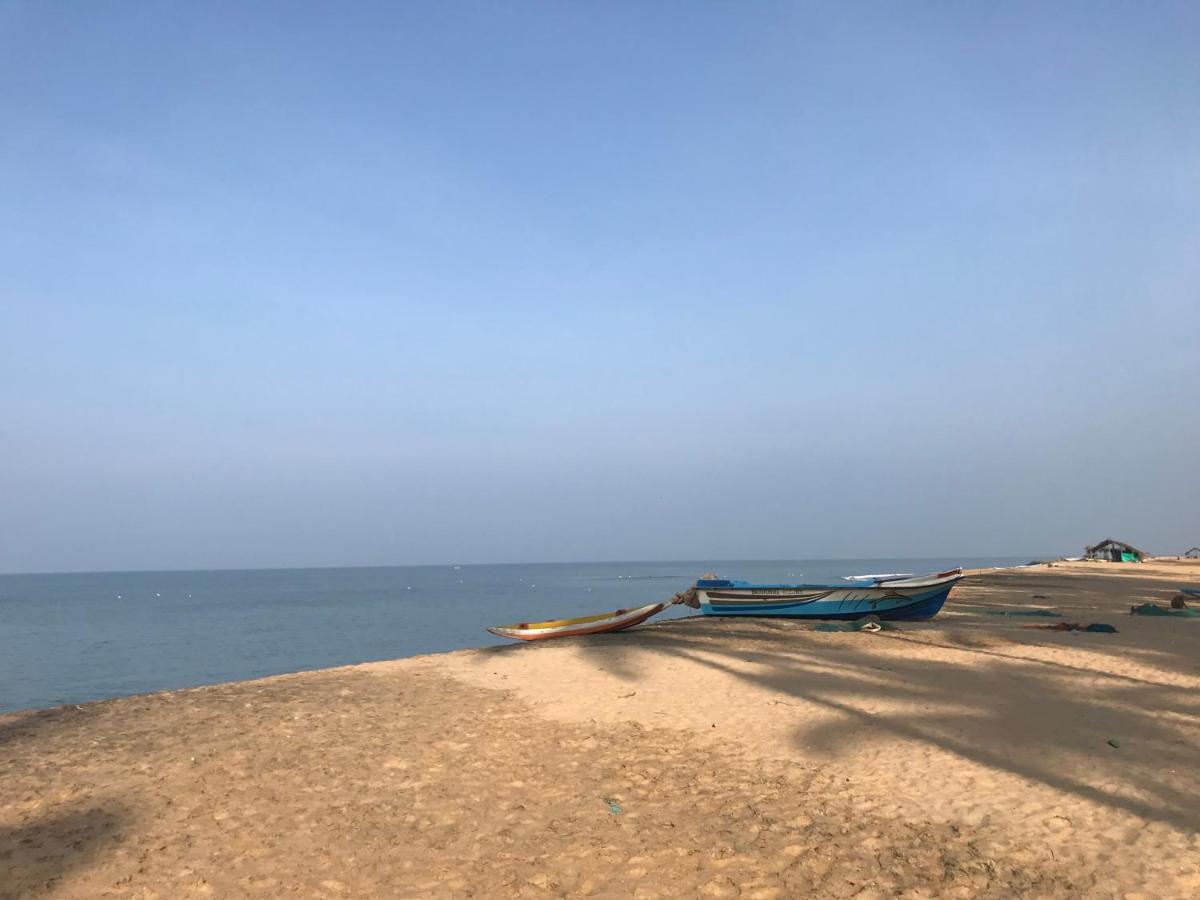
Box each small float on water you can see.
[485,568,964,640]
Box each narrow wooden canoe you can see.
[487,602,666,641]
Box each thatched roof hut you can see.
[1084,538,1148,562]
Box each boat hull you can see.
[487,602,666,641]
[695,570,962,621]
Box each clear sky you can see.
[2,2,1197,573]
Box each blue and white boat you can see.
[694,568,963,621]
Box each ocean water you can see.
[0,557,1027,713]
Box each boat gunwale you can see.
[695,569,963,593]
[487,601,665,636]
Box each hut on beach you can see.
[1084,538,1148,562]
[1185,547,1200,558]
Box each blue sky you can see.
[2,2,1197,572]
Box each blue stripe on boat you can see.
[700,585,954,621]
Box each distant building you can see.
[1185,547,1200,558]
[1084,538,1148,562]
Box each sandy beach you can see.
[3,561,1199,899]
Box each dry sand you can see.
[3,562,1199,898]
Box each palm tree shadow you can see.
[571,607,1200,833]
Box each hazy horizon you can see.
[3,3,1197,575]
[1,553,1047,579]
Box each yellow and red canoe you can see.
[486,602,665,641]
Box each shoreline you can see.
[4,562,1198,897]
[8,557,1193,718]
[1,556,1021,716]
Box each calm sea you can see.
[0,557,1026,713]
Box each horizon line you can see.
[0,552,1058,579]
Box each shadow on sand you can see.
[508,570,1200,834]
[0,803,131,897]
